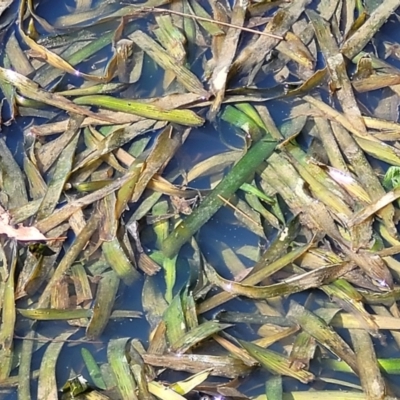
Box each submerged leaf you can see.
[74,95,204,126]
[0,67,113,122]
[204,261,353,299]
[108,338,138,400]
[287,301,359,374]
[162,137,277,258]
[239,340,315,384]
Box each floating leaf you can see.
[0,206,48,242]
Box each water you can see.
[1,0,400,399]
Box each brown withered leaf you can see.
[208,0,247,119]
[204,260,354,299]
[349,187,400,228]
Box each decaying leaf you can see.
[0,206,48,241]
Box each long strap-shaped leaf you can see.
[162,137,278,258]
[74,95,204,127]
